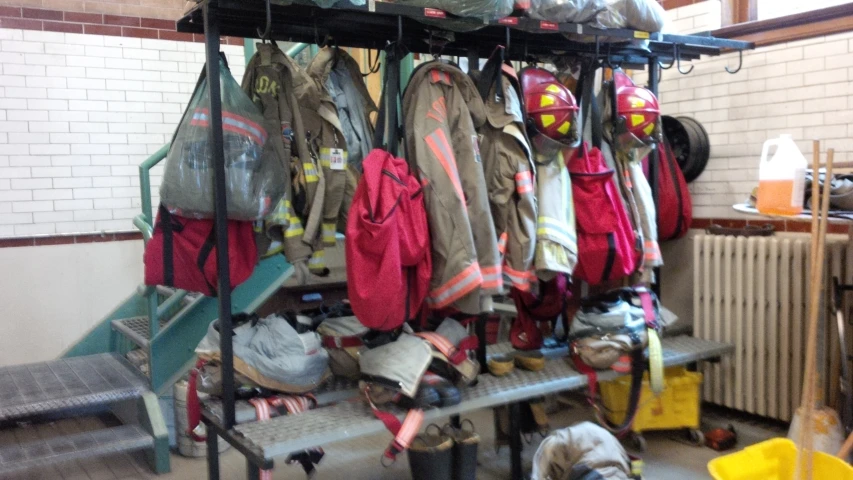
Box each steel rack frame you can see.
[176,2,753,478]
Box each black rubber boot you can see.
[444,420,480,480]
[407,425,453,480]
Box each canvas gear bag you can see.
[645,134,692,241]
[346,43,431,332]
[569,287,663,435]
[160,54,285,221]
[143,204,257,295]
[568,145,639,285]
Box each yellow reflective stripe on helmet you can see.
[631,114,645,127]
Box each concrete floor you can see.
[0,400,784,480]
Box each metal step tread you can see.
[111,315,168,348]
[205,336,733,461]
[0,424,152,474]
[0,354,149,422]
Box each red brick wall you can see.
[0,0,187,21]
[0,6,242,43]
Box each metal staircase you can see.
[0,354,168,475]
[1,144,295,476]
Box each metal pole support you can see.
[203,0,236,431]
[206,429,220,480]
[509,402,523,480]
[647,57,662,298]
[477,313,488,374]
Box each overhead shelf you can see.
[178,0,754,66]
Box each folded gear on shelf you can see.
[195,314,331,394]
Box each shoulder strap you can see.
[578,63,603,150]
[373,43,405,157]
[572,346,645,436]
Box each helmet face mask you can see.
[520,67,581,156]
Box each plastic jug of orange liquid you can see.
[756,134,806,216]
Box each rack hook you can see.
[605,43,622,70]
[658,54,675,70]
[257,0,272,42]
[725,49,743,74]
[675,44,693,75]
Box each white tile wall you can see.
[635,2,853,219]
[0,29,245,237]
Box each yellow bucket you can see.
[708,438,853,480]
[600,366,702,432]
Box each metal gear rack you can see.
[176,2,754,479]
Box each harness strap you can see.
[186,358,207,442]
[159,205,175,288]
[572,340,645,437]
[321,335,364,349]
[249,398,275,480]
[414,331,468,365]
[364,386,424,462]
[196,226,218,296]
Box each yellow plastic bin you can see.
[600,366,703,449]
[708,438,853,480]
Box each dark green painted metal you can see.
[138,392,171,474]
[244,38,255,65]
[62,293,148,358]
[147,255,293,394]
[138,144,170,227]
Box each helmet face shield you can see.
[521,67,581,154]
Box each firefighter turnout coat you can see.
[404,61,502,314]
[476,63,538,292]
[242,43,321,266]
[533,148,578,281]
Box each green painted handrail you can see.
[139,143,170,228]
[287,43,309,57]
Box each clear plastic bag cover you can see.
[160,59,285,221]
[393,0,514,20]
[594,0,667,31]
[623,0,666,32]
[527,0,607,24]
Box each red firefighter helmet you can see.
[612,70,660,145]
[520,67,580,151]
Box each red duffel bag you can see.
[144,204,257,295]
[568,144,639,285]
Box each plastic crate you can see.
[708,438,853,480]
[600,366,702,432]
